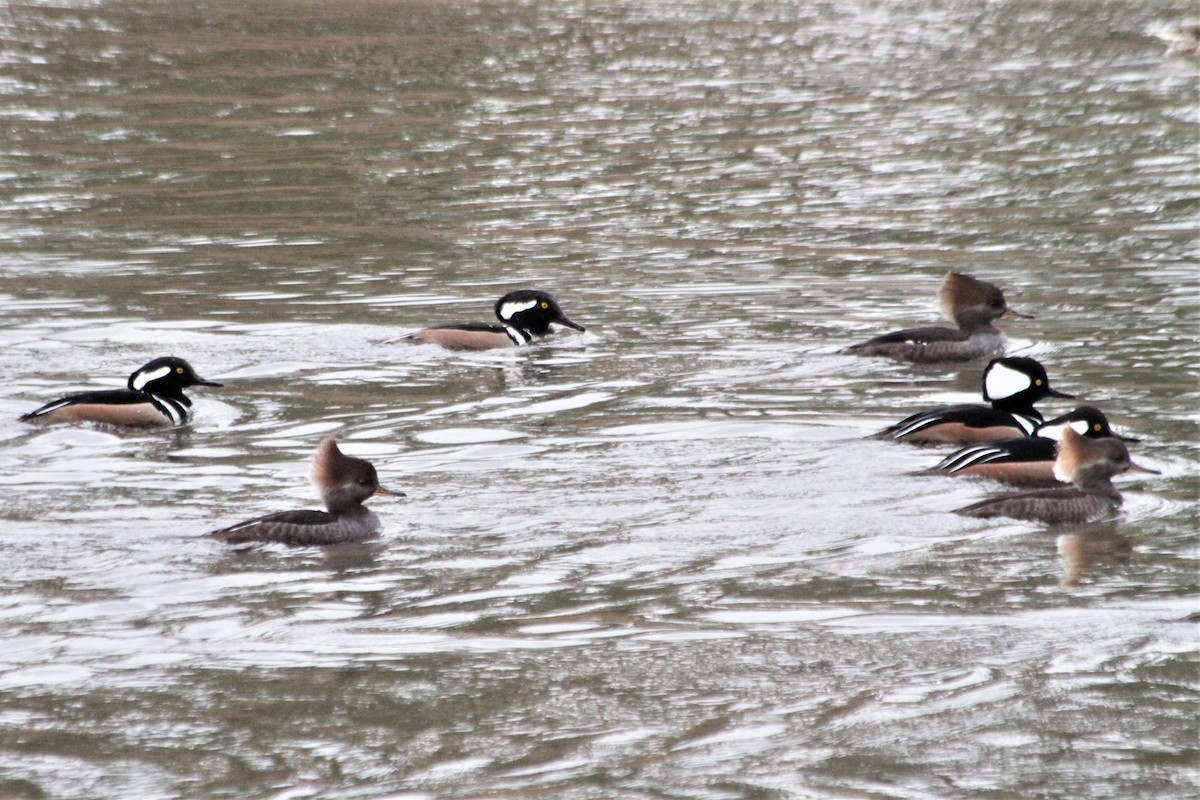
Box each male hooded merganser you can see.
[955,427,1158,524]
[209,438,403,546]
[927,406,1136,487]
[403,289,585,351]
[19,356,222,427]
[844,271,1031,363]
[873,356,1073,445]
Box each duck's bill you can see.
[1002,308,1034,319]
[1046,387,1075,399]
[197,377,224,387]
[374,487,407,498]
[554,315,586,332]
[1125,462,1161,475]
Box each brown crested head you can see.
[311,438,403,513]
[1052,427,1153,487]
[937,271,1025,327]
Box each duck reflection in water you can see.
[1057,526,1136,588]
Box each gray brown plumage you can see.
[210,439,403,546]
[955,428,1157,524]
[845,271,1030,363]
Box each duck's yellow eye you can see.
[1094,423,1102,431]
[540,301,549,310]
[1034,379,1042,386]
[176,367,184,374]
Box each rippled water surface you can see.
[1,1,1197,798]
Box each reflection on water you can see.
[1056,525,1137,588]
[0,1,1197,798]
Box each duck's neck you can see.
[322,486,371,515]
[503,324,532,346]
[1071,466,1122,502]
[989,397,1043,433]
[954,310,1000,335]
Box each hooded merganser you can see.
[873,356,1073,445]
[927,406,1136,487]
[844,271,1031,363]
[1148,20,1200,56]
[955,427,1158,524]
[402,289,585,351]
[209,438,403,546]
[19,356,222,427]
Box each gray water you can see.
[0,1,1197,798]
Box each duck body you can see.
[404,321,521,351]
[874,356,1072,445]
[954,486,1120,525]
[20,357,222,427]
[955,428,1157,524]
[846,326,1007,364]
[404,289,585,351]
[210,507,383,546]
[876,402,1041,445]
[209,438,402,547]
[929,406,1129,487]
[845,271,1029,363]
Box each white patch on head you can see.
[1037,421,1066,441]
[498,299,538,321]
[1037,419,1088,441]
[983,361,1032,401]
[131,365,172,391]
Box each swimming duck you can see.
[874,356,1072,445]
[955,427,1158,524]
[403,289,585,351]
[209,438,403,546]
[20,356,222,427]
[845,271,1030,363]
[927,406,1135,487]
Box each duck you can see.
[209,438,403,546]
[19,356,222,427]
[874,356,1072,445]
[954,427,1158,524]
[402,289,585,351]
[1148,20,1200,56]
[926,406,1136,487]
[844,271,1031,363]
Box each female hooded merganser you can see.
[927,406,1136,487]
[209,438,403,546]
[403,289,585,351]
[955,427,1158,524]
[873,356,1073,445]
[19,356,222,427]
[1148,20,1200,56]
[844,271,1031,363]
